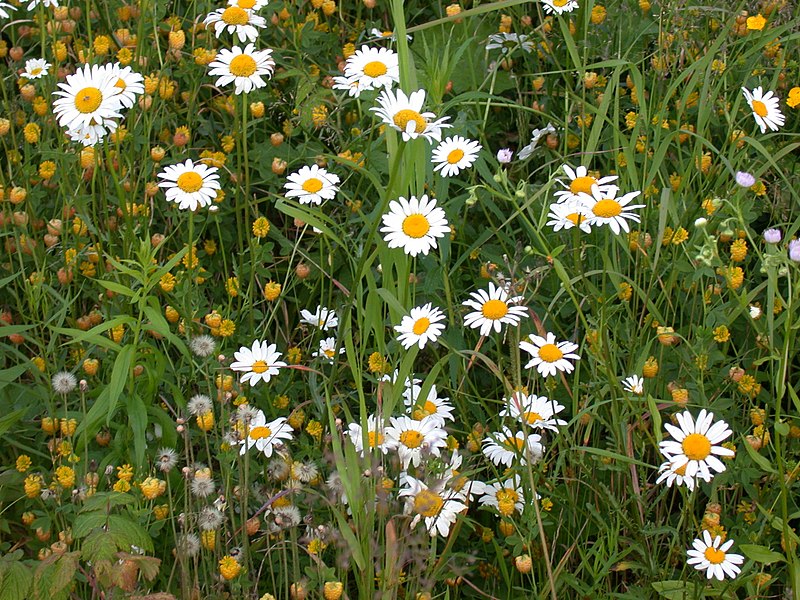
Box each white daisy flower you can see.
[332,74,364,97]
[655,457,712,491]
[208,44,275,95]
[399,475,467,537]
[500,392,567,432]
[0,2,16,18]
[622,375,644,395]
[99,63,144,109]
[540,0,580,15]
[227,0,270,9]
[478,476,525,517]
[27,0,58,9]
[385,415,448,469]
[741,86,785,133]
[283,164,340,205]
[394,303,446,349]
[580,184,646,235]
[482,426,543,467]
[380,194,449,257]
[545,200,592,233]
[22,58,51,80]
[462,282,528,336]
[344,46,399,92]
[230,340,287,385]
[368,27,412,42]
[236,409,293,457]
[443,451,486,502]
[485,33,533,54]
[299,305,338,330]
[371,88,451,143]
[66,122,118,147]
[686,531,744,581]
[157,159,221,211]
[658,409,734,480]
[432,136,482,177]
[553,164,618,204]
[312,336,345,362]
[405,385,455,427]
[517,123,556,160]
[51,63,123,142]
[519,332,580,377]
[347,414,389,456]
[203,6,266,42]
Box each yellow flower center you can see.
[237,0,256,7]
[751,99,768,117]
[447,149,465,164]
[114,78,127,90]
[538,343,564,363]
[176,171,204,193]
[553,0,570,5]
[393,108,427,134]
[74,87,103,114]
[566,212,585,225]
[323,348,336,358]
[251,360,268,374]
[495,488,519,511]
[673,463,688,476]
[402,214,430,238]
[569,175,596,194]
[522,411,543,425]
[367,431,384,447]
[502,436,526,451]
[413,489,444,517]
[30,67,42,75]
[363,61,388,77]
[229,54,257,77]
[481,299,508,320]
[592,198,623,218]
[412,317,431,335]
[399,429,424,449]
[682,433,711,460]
[221,6,249,25]
[301,177,324,194]
[249,426,273,440]
[703,547,726,565]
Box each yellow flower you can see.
[311,105,329,128]
[154,504,169,520]
[60,418,77,436]
[263,281,281,301]
[307,538,327,554]
[590,5,606,24]
[730,239,747,262]
[24,474,43,498]
[55,466,75,488]
[713,325,730,343]
[201,530,216,550]
[671,227,688,245]
[273,395,289,410]
[23,123,41,144]
[159,272,176,293]
[746,14,766,30]
[196,411,215,432]
[113,479,131,493]
[617,282,633,302]
[368,352,389,373]
[787,87,800,109]
[31,356,46,372]
[342,43,355,59]
[16,455,32,473]
[39,161,56,180]
[117,464,134,482]
[226,277,239,298]
[139,477,166,500]
[642,356,659,378]
[219,555,241,580]
[218,319,236,337]
[252,217,270,238]
[306,420,323,441]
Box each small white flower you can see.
[299,305,338,331]
[580,184,646,235]
[622,375,644,395]
[157,159,221,212]
[499,392,566,432]
[485,33,533,54]
[398,475,467,537]
[518,123,556,159]
[742,86,785,133]
[519,332,580,377]
[462,282,528,336]
[371,88,451,143]
[208,44,275,95]
[203,6,266,43]
[482,426,543,467]
[749,305,762,320]
[385,415,448,469]
[236,410,293,457]
[686,531,744,580]
[283,164,340,205]
[347,414,389,456]
[344,45,399,92]
[432,136,482,177]
[230,340,287,385]
[380,194,449,257]
[658,409,734,480]
[553,164,618,204]
[394,303,446,349]
[540,0,579,15]
[313,337,345,362]
[22,58,51,80]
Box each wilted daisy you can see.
[312,337,345,362]
[0,3,16,18]
[236,410,293,457]
[208,44,275,95]
[52,63,123,143]
[658,409,734,480]
[686,531,744,580]
[482,426,543,467]
[432,136,482,177]
[157,159,221,211]
[51,371,77,394]
[99,63,144,108]
[22,58,50,80]
[545,201,592,233]
[230,340,287,385]
[540,0,580,14]
[478,476,525,517]
[655,457,711,491]
[347,414,389,456]
[394,303,446,350]
[299,305,338,330]
[520,332,580,377]
[380,194,449,257]
[462,282,528,336]
[405,385,455,427]
[399,475,467,537]
[283,164,340,205]
[741,86,785,133]
[500,392,566,432]
[581,184,646,235]
[622,375,644,395]
[553,164,618,204]
[385,415,448,469]
[485,33,533,54]
[344,46,399,91]
[203,6,266,42]
[517,123,556,159]
[371,88,451,143]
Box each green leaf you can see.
[0,560,32,600]
[739,544,785,565]
[80,491,136,513]
[127,394,148,467]
[82,529,120,563]
[0,409,26,438]
[651,580,701,599]
[741,435,777,474]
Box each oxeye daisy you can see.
[227,0,270,9]
[230,340,287,385]
[208,44,275,95]
[399,475,467,537]
[51,63,123,141]
[485,33,534,54]
[462,282,528,336]
[655,456,712,491]
[553,164,618,204]
[482,426,543,467]
[545,201,592,233]
[22,58,51,80]
[478,476,525,517]
[0,2,16,18]
[404,385,455,427]
[99,63,144,109]
[499,392,566,432]
[371,88,451,143]
[741,86,785,133]
[540,0,580,15]
[580,184,646,235]
[385,415,448,469]
[203,6,266,42]
[157,159,221,211]
[27,0,58,9]
[686,531,744,580]
[432,136,482,177]
[299,305,338,330]
[658,409,735,480]
[380,194,450,257]
[394,303,446,349]
[236,410,293,457]
[622,374,644,395]
[283,164,340,205]
[344,45,399,91]
[66,121,119,147]
[312,337,345,362]
[347,414,389,456]
[519,332,580,377]
[332,74,363,97]
[517,123,556,159]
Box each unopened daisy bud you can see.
[514,554,533,574]
[295,263,310,279]
[694,217,707,228]
[656,327,679,346]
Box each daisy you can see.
[0,3,16,18]
[485,33,533,54]
[22,58,51,80]
[580,184,646,235]
[462,282,528,336]
[347,414,389,456]
[208,44,275,95]
[517,123,556,159]
[368,27,412,42]
[394,303,446,349]
[553,164,618,204]
[540,0,579,15]
[405,385,455,427]
[500,392,566,432]
[399,475,467,537]
[686,531,744,580]
[344,46,399,91]
[157,159,221,211]
[741,86,785,133]
[299,305,338,330]
[227,0,270,8]
[432,136,482,177]
[520,332,580,377]
[545,200,592,233]
[283,164,340,205]
[622,375,644,395]
[385,415,448,469]
[443,452,486,501]
[478,476,525,517]
[204,6,266,42]
[51,63,123,139]
[236,410,293,457]
[658,409,735,480]
[27,0,58,9]
[371,88,451,143]
[332,74,364,98]
[482,426,543,467]
[99,63,144,109]
[66,122,119,147]
[655,457,711,491]
[312,337,345,362]
[380,194,449,257]
[230,340,287,385]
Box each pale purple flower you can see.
[763,228,781,244]
[735,171,755,188]
[789,239,800,262]
[497,148,513,164]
